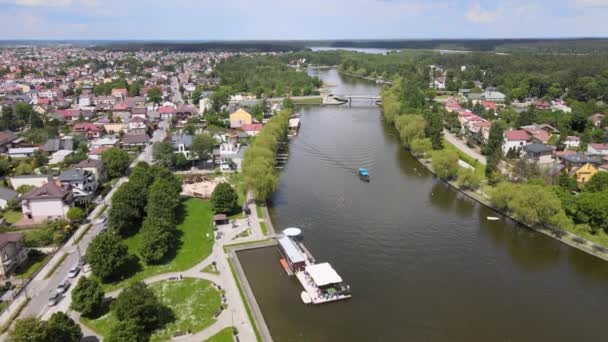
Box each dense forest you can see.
[215,56,322,97]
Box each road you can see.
[171,76,183,104]
[5,120,169,328]
[443,129,487,165]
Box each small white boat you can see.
[487,216,500,221]
[301,291,312,304]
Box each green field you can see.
[3,211,22,225]
[84,278,222,341]
[14,252,49,279]
[103,198,215,291]
[201,263,220,275]
[291,97,323,105]
[205,327,234,342]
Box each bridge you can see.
[324,94,382,105]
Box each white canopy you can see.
[305,263,342,287]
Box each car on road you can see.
[56,280,70,294]
[96,216,107,225]
[67,266,80,278]
[48,292,61,306]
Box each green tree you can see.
[109,182,146,236]
[146,177,181,224]
[152,142,175,168]
[146,87,162,104]
[86,233,130,281]
[586,172,608,192]
[70,277,105,318]
[394,114,426,148]
[432,150,459,180]
[112,282,170,331]
[425,110,444,150]
[66,207,85,222]
[101,148,130,179]
[410,138,432,158]
[7,317,47,342]
[191,134,217,160]
[191,86,203,105]
[573,191,608,232]
[45,312,83,342]
[16,184,34,194]
[108,319,146,342]
[128,82,141,97]
[138,217,174,264]
[211,182,239,214]
[457,168,481,190]
[485,121,505,156]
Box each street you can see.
[2,120,169,327]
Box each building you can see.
[278,236,307,272]
[573,163,598,183]
[479,90,506,103]
[10,175,51,190]
[503,130,529,155]
[21,182,74,220]
[0,131,18,153]
[172,134,193,159]
[241,123,263,137]
[0,187,18,209]
[59,169,97,194]
[564,136,580,150]
[0,233,28,278]
[73,123,102,139]
[43,136,74,152]
[229,108,253,129]
[587,143,608,156]
[7,147,38,158]
[524,143,554,164]
[121,133,150,148]
[75,159,106,183]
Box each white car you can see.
[96,216,107,225]
[56,280,70,294]
[48,293,60,306]
[67,266,80,278]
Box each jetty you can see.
[276,230,351,305]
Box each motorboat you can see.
[358,168,370,182]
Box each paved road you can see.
[5,121,169,329]
[443,129,487,165]
[171,76,183,104]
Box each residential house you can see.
[90,137,119,149]
[131,107,147,120]
[58,169,97,202]
[0,131,18,153]
[121,133,150,148]
[175,105,198,121]
[73,123,102,139]
[241,123,263,137]
[503,130,529,155]
[524,143,554,164]
[587,143,608,156]
[7,147,38,158]
[590,113,604,128]
[0,233,28,278]
[10,175,51,190]
[560,153,601,171]
[564,136,580,150]
[470,121,492,143]
[0,187,18,209]
[199,92,212,114]
[111,88,127,99]
[42,136,74,153]
[75,159,106,183]
[444,98,463,113]
[159,106,176,120]
[229,108,252,129]
[102,123,127,134]
[172,134,193,159]
[478,90,506,103]
[88,146,110,160]
[21,182,74,220]
[127,117,147,135]
[573,163,598,183]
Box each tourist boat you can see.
[487,216,500,221]
[301,291,312,304]
[358,168,370,182]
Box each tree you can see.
[573,190,608,232]
[45,312,83,342]
[86,233,129,281]
[425,110,444,150]
[108,319,146,342]
[410,138,432,158]
[152,142,175,168]
[586,172,608,192]
[146,87,162,104]
[146,177,181,224]
[211,182,239,214]
[394,114,425,148]
[457,168,481,190]
[109,182,146,236]
[7,317,47,342]
[70,277,105,318]
[66,207,85,222]
[112,282,169,331]
[485,121,505,156]
[174,153,189,169]
[128,82,141,97]
[191,134,216,160]
[101,148,130,179]
[138,218,174,264]
[16,184,34,194]
[431,150,459,180]
[191,86,203,105]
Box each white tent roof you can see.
[305,263,342,287]
[278,237,306,264]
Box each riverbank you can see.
[413,152,608,262]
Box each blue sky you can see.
[0,0,607,40]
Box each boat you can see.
[301,291,312,304]
[487,216,500,221]
[358,168,370,182]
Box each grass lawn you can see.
[201,264,219,275]
[83,278,222,342]
[3,211,22,225]
[205,327,234,342]
[255,205,263,219]
[227,173,246,220]
[259,222,268,235]
[14,252,49,279]
[443,141,486,180]
[103,198,215,291]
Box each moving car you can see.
[56,280,70,294]
[67,266,80,278]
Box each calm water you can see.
[238,69,608,342]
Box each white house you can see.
[503,130,529,155]
[171,134,194,160]
[587,143,608,156]
[7,147,38,158]
[564,136,580,150]
[10,175,51,190]
[21,182,74,220]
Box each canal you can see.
[237,68,608,341]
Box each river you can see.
[237,69,608,341]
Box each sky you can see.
[0,0,607,40]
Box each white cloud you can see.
[466,1,499,23]
[2,0,98,7]
[575,0,608,7]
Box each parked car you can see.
[56,280,70,294]
[67,266,80,278]
[96,216,107,225]
[48,292,60,306]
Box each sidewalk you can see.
[443,129,487,165]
